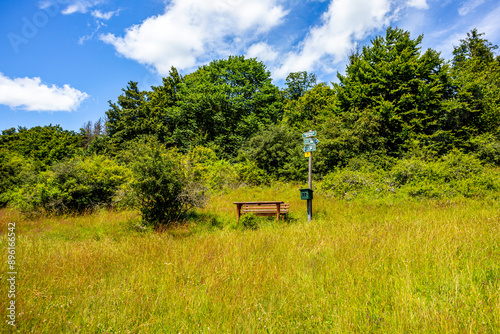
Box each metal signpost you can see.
[300,130,318,222]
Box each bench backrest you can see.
[242,203,289,213]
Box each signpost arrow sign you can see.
[303,138,319,145]
[302,130,317,138]
[303,144,316,152]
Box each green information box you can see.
[299,188,313,200]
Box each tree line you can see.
[1,27,499,226]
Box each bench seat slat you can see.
[242,205,289,209]
[242,207,289,211]
[242,213,279,216]
[242,204,290,207]
[243,205,289,210]
[243,210,289,214]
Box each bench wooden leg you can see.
[275,203,280,222]
[236,204,242,223]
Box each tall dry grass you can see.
[1,184,499,333]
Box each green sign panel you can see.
[303,138,319,145]
[303,144,316,152]
[302,130,317,138]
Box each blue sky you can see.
[1,0,499,132]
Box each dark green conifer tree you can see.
[334,27,453,156]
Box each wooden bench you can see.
[233,201,289,222]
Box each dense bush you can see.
[469,134,500,165]
[395,151,499,198]
[0,125,84,169]
[184,146,238,191]
[318,159,390,200]
[319,151,500,200]
[0,150,31,207]
[319,169,381,200]
[8,155,130,214]
[128,139,207,228]
[166,145,272,190]
[238,124,306,181]
[233,159,271,186]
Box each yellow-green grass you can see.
[1,184,500,333]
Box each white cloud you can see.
[458,0,486,16]
[91,9,121,20]
[476,2,500,40]
[429,2,500,60]
[78,21,105,45]
[0,73,88,112]
[100,0,288,75]
[38,1,54,10]
[408,0,429,10]
[38,0,102,14]
[274,0,395,78]
[246,42,278,62]
[62,1,102,14]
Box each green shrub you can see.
[390,158,429,186]
[439,150,483,181]
[399,182,447,198]
[238,124,306,181]
[470,134,500,165]
[8,155,131,214]
[320,151,500,200]
[0,125,84,169]
[234,160,271,186]
[318,156,393,199]
[184,146,238,191]
[393,151,499,199]
[318,169,385,200]
[128,139,207,229]
[452,173,500,197]
[0,149,31,207]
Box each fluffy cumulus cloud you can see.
[0,73,88,112]
[100,0,288,75]
[96,0,450,80]
[408,0,429,10]
[274,0,395,78]
[246,42,278,62]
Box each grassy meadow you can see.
[1,183,500,333]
